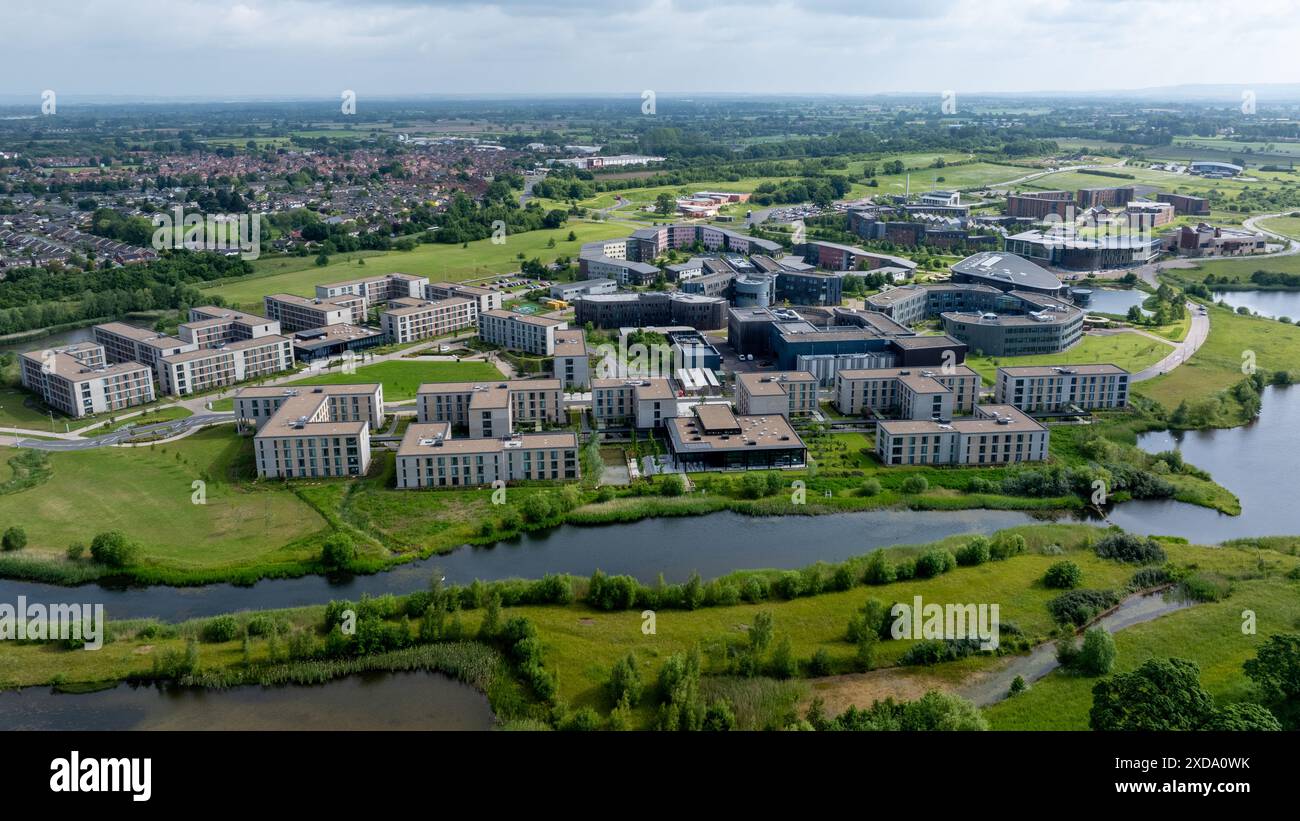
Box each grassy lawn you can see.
[1257,214,1300,240]
[203,220,630,310]
[1167,253,1300,286]
[0,386,58,429]
[1135,302,1300,418]
[77,406,193,437]
[0,429,327,576]
[283,359,504,401]
[964,332,1172,384]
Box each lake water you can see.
[0,508,1044,622]
[1106,385,1299,541]
[0,672,494,730]
[1083,289,1150,317]
[1212,289,1300,320]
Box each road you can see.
[5,413,235,451]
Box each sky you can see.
[2,0,1299,100]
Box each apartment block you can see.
[424,281,503,314]
[994,364,1129,413]
[264,293,366,332]
[735,371,818,417]
[93,322,198,370]
[248,384,384,479]
[180,306,282,349]
[875,405,1048,466]
[591,377,677,428]
[158,335,294,396]
[416,379,564,437]
[835,365,980,420]
[665,404,807,471]
[381,297,477,344]
[20,343,155,418]
[478,310,567,355]
[395,422,579,488]
[316,273,428,308]
[552,328,591,389]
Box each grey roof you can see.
[951,251,1063,291]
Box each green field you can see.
[283,359,504,401]
[1135,302,1300,420]
[965,332,1172,384]
[203,220,630,310]
[0,429,327,574]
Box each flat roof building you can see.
[665,404,807,471]
[735,371,818,417]
[381,296,477,344]
[158,334,294,396]
[994,364,1129,414]
[416,378,564,438]
[835,365,980,420]
[20,343,155,419]
[316,273,428,308]
[478,309,567,355]
[591,377,678,429]
[950,252,1067,297]
[264,293,366,332]
[290,324,385,362]
[242,383,385,479]
[876,404,1048,466]
[552,328,591,389]
[394,422,579,488]
[424,281,503,314]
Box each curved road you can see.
[1130,302,1211,382]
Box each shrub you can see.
[1074,627,1117,676]
[1095,532,1166,564]
[955,537,990,567]
[200,616,240,643]
[90,530,140,568]
[659,474,685,497]
[1043,560,1083,589]
[989,533,1026,560]
[913,548,955,579]
[805,648,833,677]
[770,637,798,679]
[65,542,86,561]
[900,639,981,666]
[1047,589,1119,627]
[321,533,357,570]
[1130,566,1172,589]
[2,526,27,552]
[858,478,882,497]
[861,551,896,585]
[1008,675,1027,697]
[900,475,929,494]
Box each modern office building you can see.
[775,270,842,306]
[548,279,618,301]
[241,384,385,479]
[803,240,917,274]
[1003,229,1162,269]
[20,343,155,418]
[381,297,478,344]
[735,371,818,417]
[424,281,503,314]
[665,404,807,471]
[416,379,564,437]
[394,422,579,488]
[940,291,1084,357]
[875,405,1049,466]
[1167,223,1267,256]
[264,293,366,332]
[1006,190,1074,220]
[573,292,727,331]
[994,364,1130,413]
[949,252,1068,298]
[289,324,385,362]
[157,334,294,396]
[834,365,980,419]
[552,328,591,389]
[668,330,722,372]
[1189,161,1242,177]
[591,377,678,428]
[478,310,567,355]
[1156,193,1211,216]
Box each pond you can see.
[1212,289,1300,320]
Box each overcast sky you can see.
[3,0,1298,100]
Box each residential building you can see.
[1006,190,1074,220]
[93,322,197,370]
[416,379,564,436]
[835,365,980,419]
[1156,193,1211,216]
[243,384,385,479]
[290,324,385,362]
[264,293,365,332]
[316,273,428,308]
[424,281,503,314]
[19,344,155,418]
[591,377,678,428]
[478,310,567,355]
[875,405,1049,466]
[381,297,477,344]
[157,334,294,396]
[573,292,728,331]
[552,328,591,389]
[735,371,818,417]
[180,306,282,348]
[994,364,1130,413]
[395,423,579,488]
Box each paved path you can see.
[1130,302,1211,382]
[5,412,235,451]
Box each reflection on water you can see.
[1212,289,1300,320]
[0,672,494,731]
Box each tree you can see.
[749,611,774,654]
[1043,560,1083,589]
[1,525,27,552]
[1202,702,1282,731]
[608,653,643,707]
[1090,658,1215,731]
[321,533,357,570]
[90,530,140,568]
[654,192,676,216]
[1075,627,1117,676]
[659,474,685,497]
[1243,633,1300,727]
